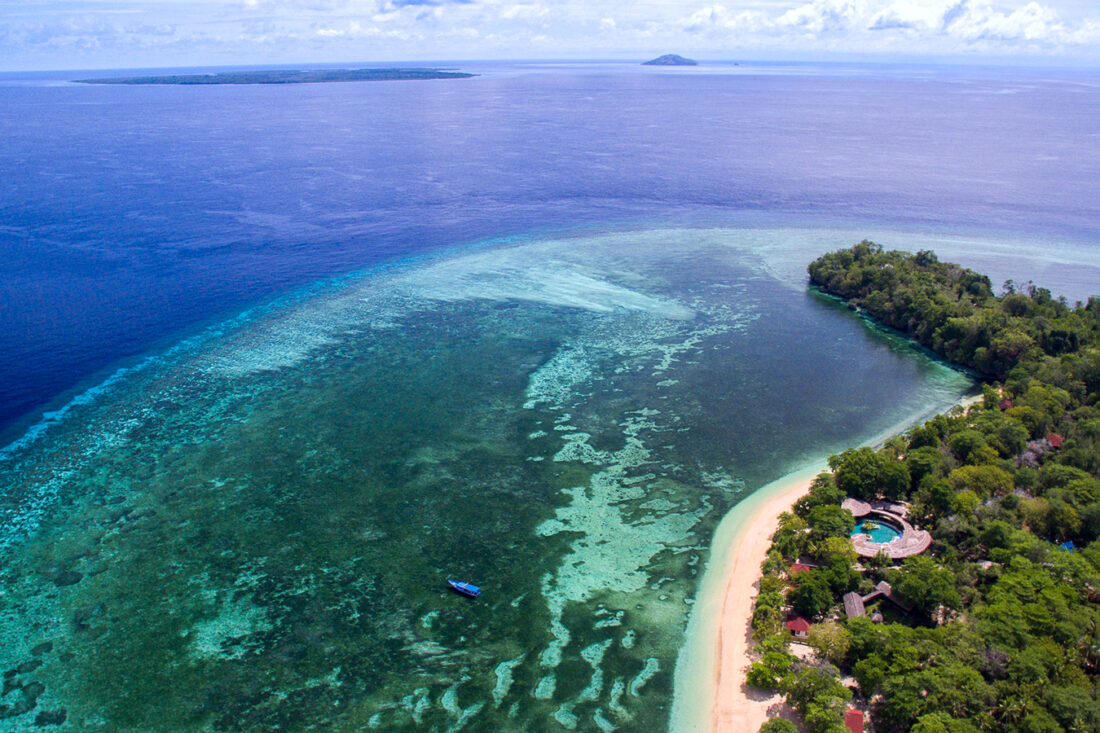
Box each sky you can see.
[1,1,1099,71]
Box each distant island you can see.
[74,68,476,85]
[642,54,698,66]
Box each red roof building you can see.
[845,708,864,733]
[789,563,812,575]
[999,399,1014,410]
[1047,433,1064,448]
[784,616,811,638]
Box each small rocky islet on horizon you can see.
[642,54,698,66]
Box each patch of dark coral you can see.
[34,708,67,726]
[0,679,46,720]
[30,643,54,657]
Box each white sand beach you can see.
[671,462,824,732]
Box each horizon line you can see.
[5,54,1100,76]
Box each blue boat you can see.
[448,579,481,597]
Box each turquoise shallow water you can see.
[0,229,973,730]
[852,519,902,544]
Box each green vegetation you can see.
[74,68,475,85]
[751,243,1100,733]
[808,241,1098,382]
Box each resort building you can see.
[784,616,811,640]
[842,592,866,619]
[843,581,912,619]
[843,498,931,559]
[1020,434,1065,467]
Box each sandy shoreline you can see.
[671,394,982,733]
[670,463,823,732]
[708,473,817,732]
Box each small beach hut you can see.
[789,563,812,575]
[842,591,866,619]
[784,616,811,639]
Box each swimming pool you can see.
[852,518,902,544]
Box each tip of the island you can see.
[642,54,698,66]
[73,68,475,85]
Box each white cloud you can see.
[677,0,1098,50]
[946,0,1062,41]
[0,0,1098,70]
[498,4,549,21]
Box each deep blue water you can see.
[2,61,1099,445]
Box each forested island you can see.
[74,68,475,85]
[748,242,1099,733]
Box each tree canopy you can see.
[746,244,1099,733]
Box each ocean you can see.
[0,61,1096,730]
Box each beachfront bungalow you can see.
[845,708,864,733]
[789,563,813,575]
[785,616,811,640]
